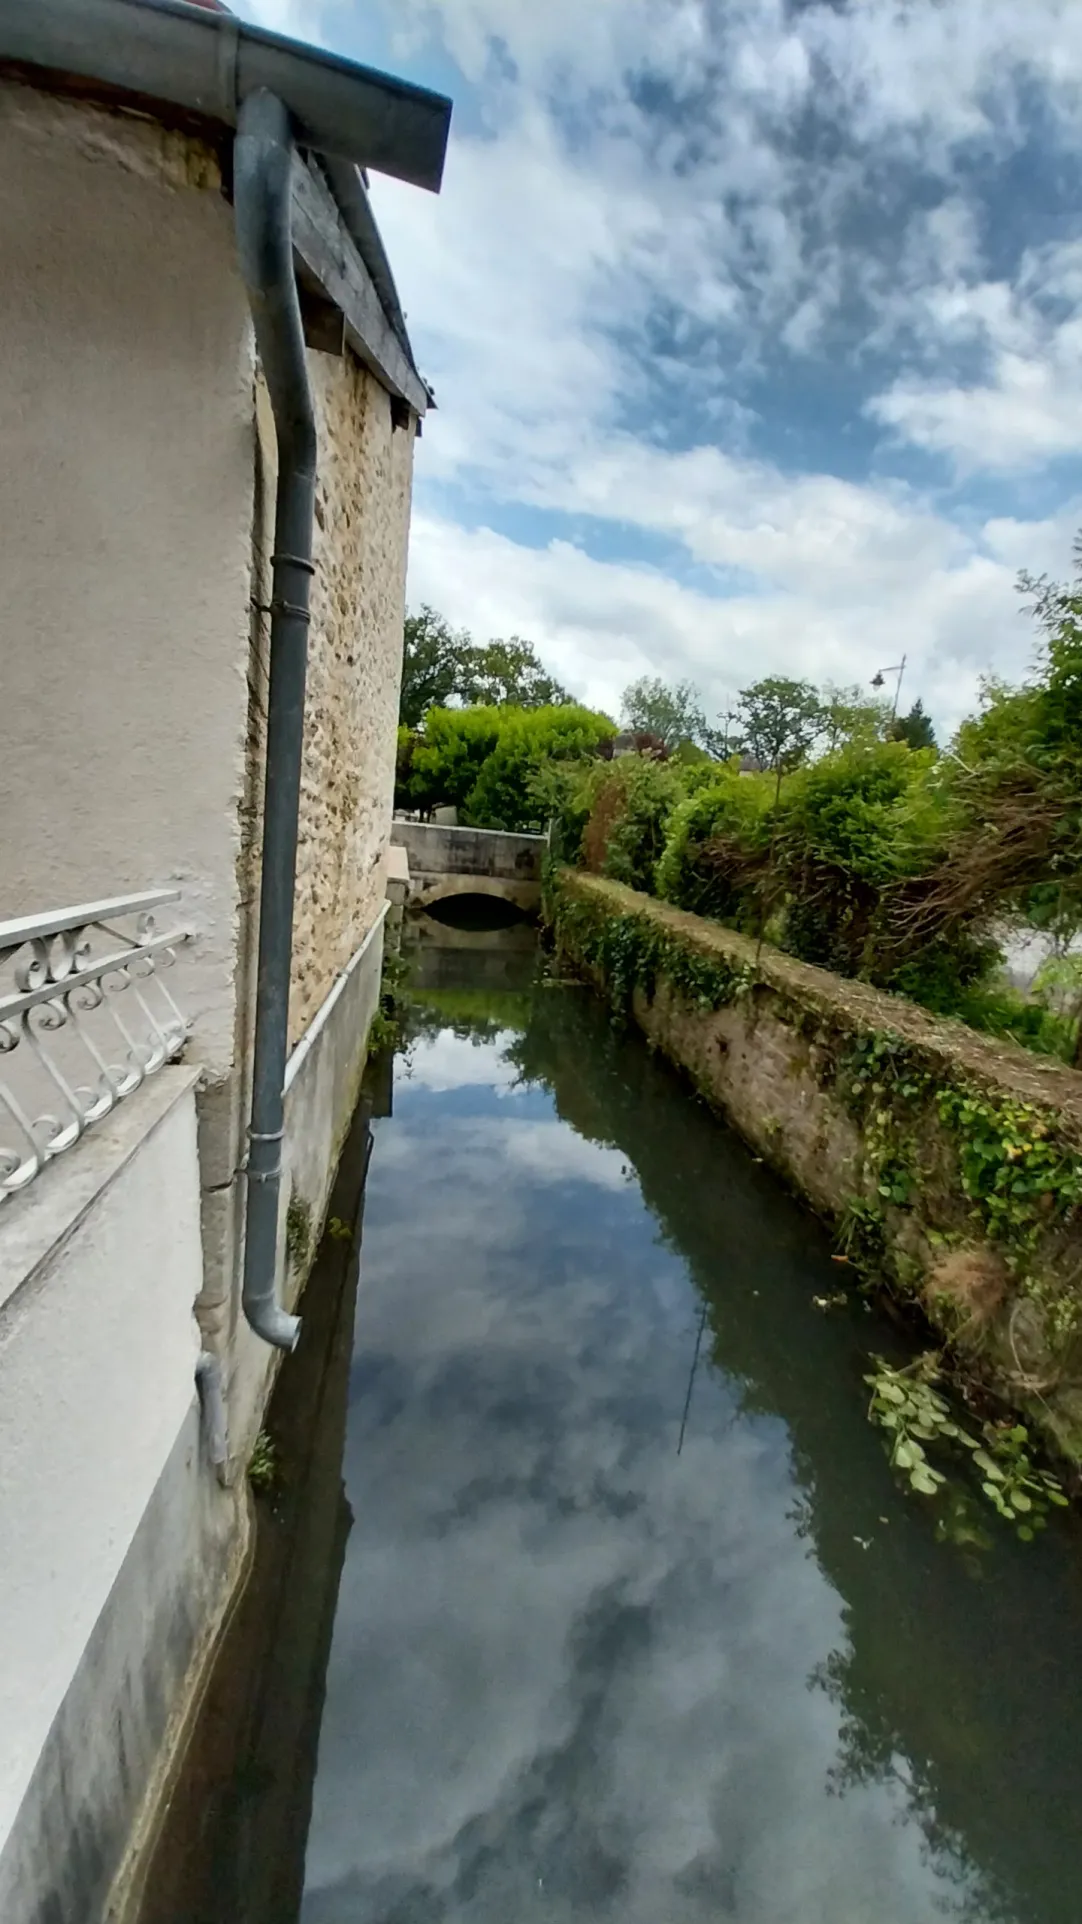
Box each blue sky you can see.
[242,0,1082,736]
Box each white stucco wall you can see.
[0,83,255,1080]
[0,1070,204,1855]
[0,76,423,1916]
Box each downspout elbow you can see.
[235,89,317,1353]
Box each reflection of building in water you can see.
[405,912,540,994]
[136,1102,374,1924]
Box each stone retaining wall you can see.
[551,870,1082,1464]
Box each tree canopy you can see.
[399,607,470,730]
[819,683,890,754]
[399,607,570,725]
[890,700,937,750]
[398,702,615,830]
[621,676,709,750]
[736,677,823,788]
[458,637,570,709]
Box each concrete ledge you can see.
[0,1067,226,1924]
[282,905,385,1281]
[0,1406,243,1924]
[284,902,387,1101]
[391,819,545,882]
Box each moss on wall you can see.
[550,869,1082,1464]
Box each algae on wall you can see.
[549,868,1082,1466]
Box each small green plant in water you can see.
[865,1356,950,1496]
[975,1422,1069,1538]
[837,1196,885,1264]
[248,1429,278,1496]
[327,1215,354,1244]
[367,1007,398,1052]
[865,1353,1069,1537]
[934,1489,992,1554]
[380,943,412,1003]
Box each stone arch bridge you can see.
[389,820,545,914]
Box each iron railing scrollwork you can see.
[0,891,191,1201]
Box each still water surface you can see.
[147,929,1082,1924]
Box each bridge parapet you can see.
[390,821,545,911]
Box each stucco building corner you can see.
[0,4,450,1918]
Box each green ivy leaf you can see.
[911,1466,943,1495]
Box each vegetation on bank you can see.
[545,568,1082,1064]
[397,545,1082,1064]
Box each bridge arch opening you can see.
[418,892,532,933]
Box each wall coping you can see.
[284,902,388,1099]
[392,820,546,844]
[559,870,1082,1137]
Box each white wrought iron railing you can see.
[0,891,191,1201]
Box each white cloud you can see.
[870,241,1082,471]
[501,1120,631,1190]
[402,1028,521,1092]
[873,353,1082,471]
[406,504,1072,738]
[242,0,1082,736]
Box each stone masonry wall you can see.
[552,870,1082,1467]
[202,349,414,1358]
[292,353,414,1043]
[246,351,414,1049]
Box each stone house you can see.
[0,2,450,1918]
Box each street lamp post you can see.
[871,653,907,720]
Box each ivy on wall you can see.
[551,869,1082,1455]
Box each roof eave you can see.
[0,0,450,411]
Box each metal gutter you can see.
[0,0,451,190]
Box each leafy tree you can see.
[399,606,471,729]
[621,676,708,751]
[578,758,684,893]
[775,741,944,978]
[654,769,773,926]
[394,724,416,811]
[458,637,570,709]
[737,676,823,799]
[404,703,613,828]
[702,708,746,760]
[890,699,937,751]
[819,683,890,754]
[407,706,504,815]
[400,610,571,724]
[465,706,614,830]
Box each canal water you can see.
[143,923,1082,1924]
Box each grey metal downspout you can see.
[234,88,317,1351]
